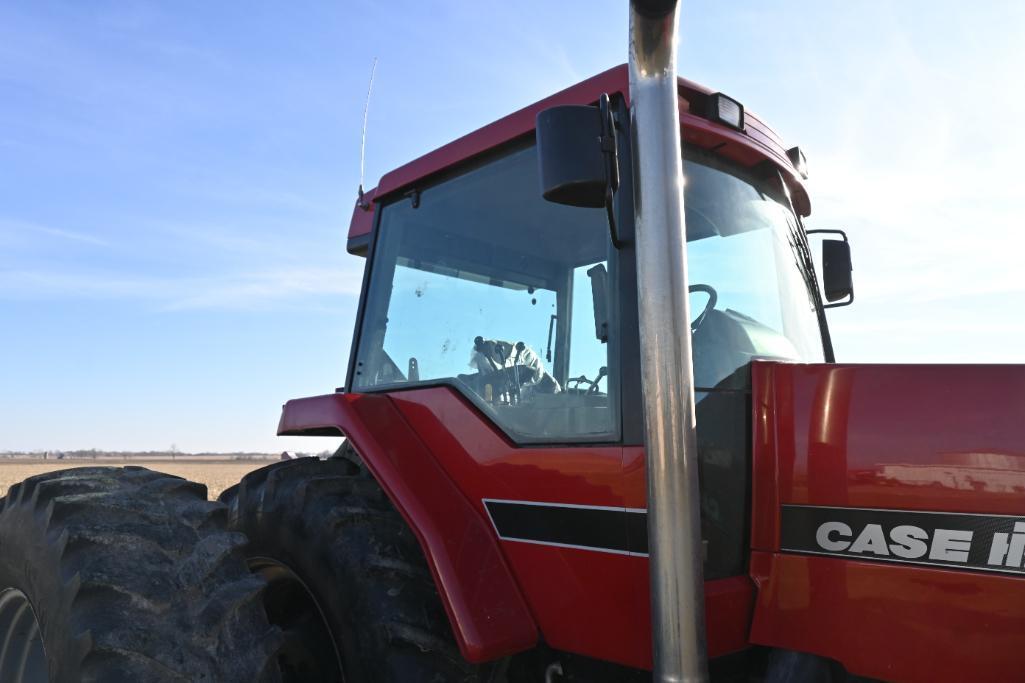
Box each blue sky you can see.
[2,1,1023,452]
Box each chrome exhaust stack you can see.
[628,1,709,681]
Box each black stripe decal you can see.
[483,499,648,556]
[781,504,1025,576]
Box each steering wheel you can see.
[689,283,717,332]
[566,366,608,396]
[566,375,594,392]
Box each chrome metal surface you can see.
[0,588,47,682]
[628,1,709,682]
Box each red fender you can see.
[277,392,538,663]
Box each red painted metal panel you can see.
[499,542,650,668]
[754,362,1025,523]
[750,361,1025,680]
[373,66,632,202]
[389,389,754,669]
[499,539,754,671]
[346,66,810,247]
[385,388,645,666]
[679,112,809,216]
[750,550,1025,683]
[277,392,538,662]
[751,362,785,551]
[703,577,757,658]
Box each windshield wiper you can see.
[770,170,823,308]
[770,169,836,360]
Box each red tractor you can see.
[1,3,1022,682]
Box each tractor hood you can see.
[751,361,1025,535]
[749,360,1025,682]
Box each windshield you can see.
[682,147,824,389]
[350,142,825,442]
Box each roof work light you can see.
[787,146,809,179]
[707,92,744,130]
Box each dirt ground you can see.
[0,459,273,500]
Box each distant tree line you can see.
[0,448,333,461]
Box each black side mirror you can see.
[536,94,623,246]
[536,104,607,207]
[808,229,854,307]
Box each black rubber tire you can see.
[220,449,505,683]
[0,466,281,683]
[764,649,842,683]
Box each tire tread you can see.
[0,467,281,683]
[222,451,499,682]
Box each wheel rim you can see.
[250,557,346,683]
[0,589,47,683]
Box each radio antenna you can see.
[357,58,378,209]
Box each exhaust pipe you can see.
[628,2,709,682]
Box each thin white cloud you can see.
[162,267,365,310]
[0,265,364,311]
[0,218,109,247]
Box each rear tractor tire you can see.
[220,449,504,683]
[0,466,281,683]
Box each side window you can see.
[566,262,610,394]
[375,264,557,385]
[352,145,619,444]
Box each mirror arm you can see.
[823,294,854,309]
[805,228,849,241]
[599,93,625,248]
[605,194,623,248]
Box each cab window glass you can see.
[566,262,609,393]
[353,145,618,444]
[683,148,824,390]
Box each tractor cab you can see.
[347,99,829,445]
[342,68,841,602]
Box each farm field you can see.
[0,459,273,500]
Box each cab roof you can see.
[348,64,809,251]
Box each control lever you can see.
[588,366,608,394]
[546,315,557,362]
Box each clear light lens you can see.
[787,146,809,179]
[711,94,744,129]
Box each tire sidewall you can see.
[238,471,370,682]
[0,493,80,682]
